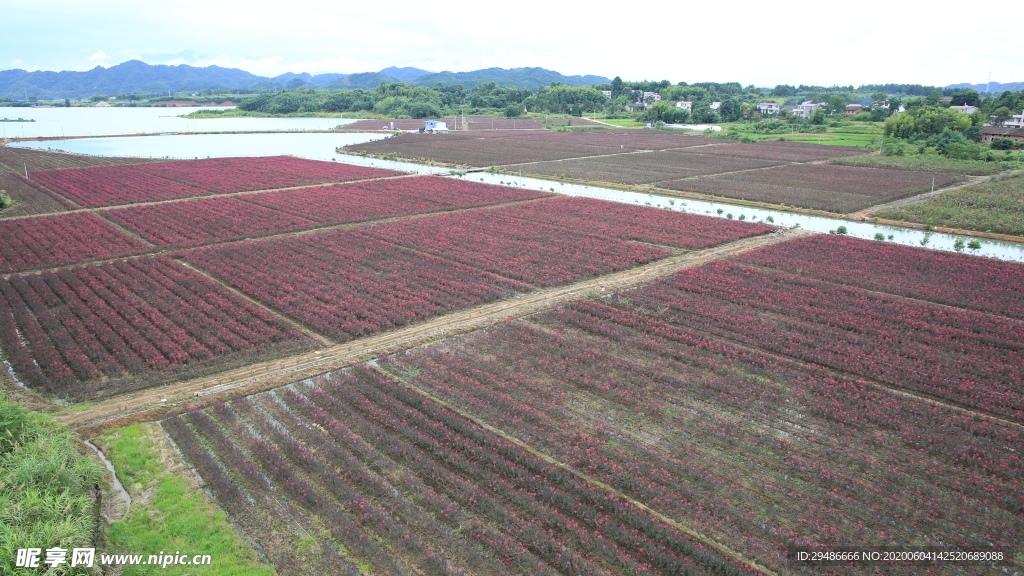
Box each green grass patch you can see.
[96,423,274,576]
[590,118,645,127]
[830,153,1020,175]
[1,393,103,576]
[778,132,876,146]
[876,173,1024,236]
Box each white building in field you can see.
[422,120,448,133]
[757,102,781,115]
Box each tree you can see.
[610,76,625,98]
[992,106,1012,127]
[949,88,980,107]
[718,98,742,122]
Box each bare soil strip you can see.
[59,231,805,437]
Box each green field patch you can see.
[876,172,1024,236]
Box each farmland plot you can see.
[735,234,1024,319]
[163,367,755,576]
[178,229,533,342]
[661,164,956,213]
[378,288,1023,575]
[507,151,782,185]
[493,196,776,249]
[360,209,670,285]
[28,164,205,207]
[0,211,149,273]
[104,196,319,247]
[0,256,313,400]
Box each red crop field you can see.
[0,211,149,273]
[0,256,312,400]
[232,155,404,182]
[700,141,865,162]
[735,234,1024,319]
[622,260,1024,421]
[103,196,318,247]
[494,196,775,249]
[378,288,1023,575]
[361,209,669,286]
[509,151,783,184]
[661,164,956,213]
[129,156,402,194]
[28,164,205,208]
[245,176,550,225]
[178,229,532,341]
[163,367,755,576]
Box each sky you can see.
[2,0,1018,88]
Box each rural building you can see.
[624,101,648,112]
[757,102,781,115]
[792,101,821,119]
[709,101,722,110]
[422,120,448,134]
[674,101,693,111]
[601,90,612,97]
[844,104,863,115]
[1004,110,1024,128]
[980,126,1024,143]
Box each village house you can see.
[980,126,1024,143]
[757,102,781,115]
[844,104,863,115]
[949,104,978,114]
[674,101,693,111]
[792,101,820,119]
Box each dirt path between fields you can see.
[59,231,808,437]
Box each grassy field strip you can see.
[59,231,805,436]
[366,362,783,576]
[848,174,987,218]
[0,171,435,222]
[175,260,336,347]
[0,194,555,280]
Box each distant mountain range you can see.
[0,60,611,100]
[945,81,1024,93]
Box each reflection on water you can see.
[12,133,1024,263]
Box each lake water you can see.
[0,106,353,138]
[10,116,1024,263]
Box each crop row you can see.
[29,164,204,208]
[0,211,149,273]
[0,256,311,400]
[620,260,1024,421]
[510,151,784,185]
[735,234,1024,319]
[27,156,404,207]
[104,196,318,247]
[178,229,533,342]
[246,175,550,225]
[378,298,1023,575]
[494,196,776,249]
[164,367,753,576]
[661,164,957,213]
[360,209,669,285]
[697,141,865,163]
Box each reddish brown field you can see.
[661,164,956,213]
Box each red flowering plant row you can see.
[662,164,957,213]
[378,304,1023,575]
[359,209,669,286]
[0,211,149,273]
[103,196,318,247]
[493,196,776,250]
[508,151,784,185]
[163,367,755,576]
[226,155,404,183]
[735,234,1024,319]
[244,175,550,226]
[0,256,312,401]
[621,260,1024,421]
[129,156,403,195]
[27,164,205,208]
[177,229,532,342]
